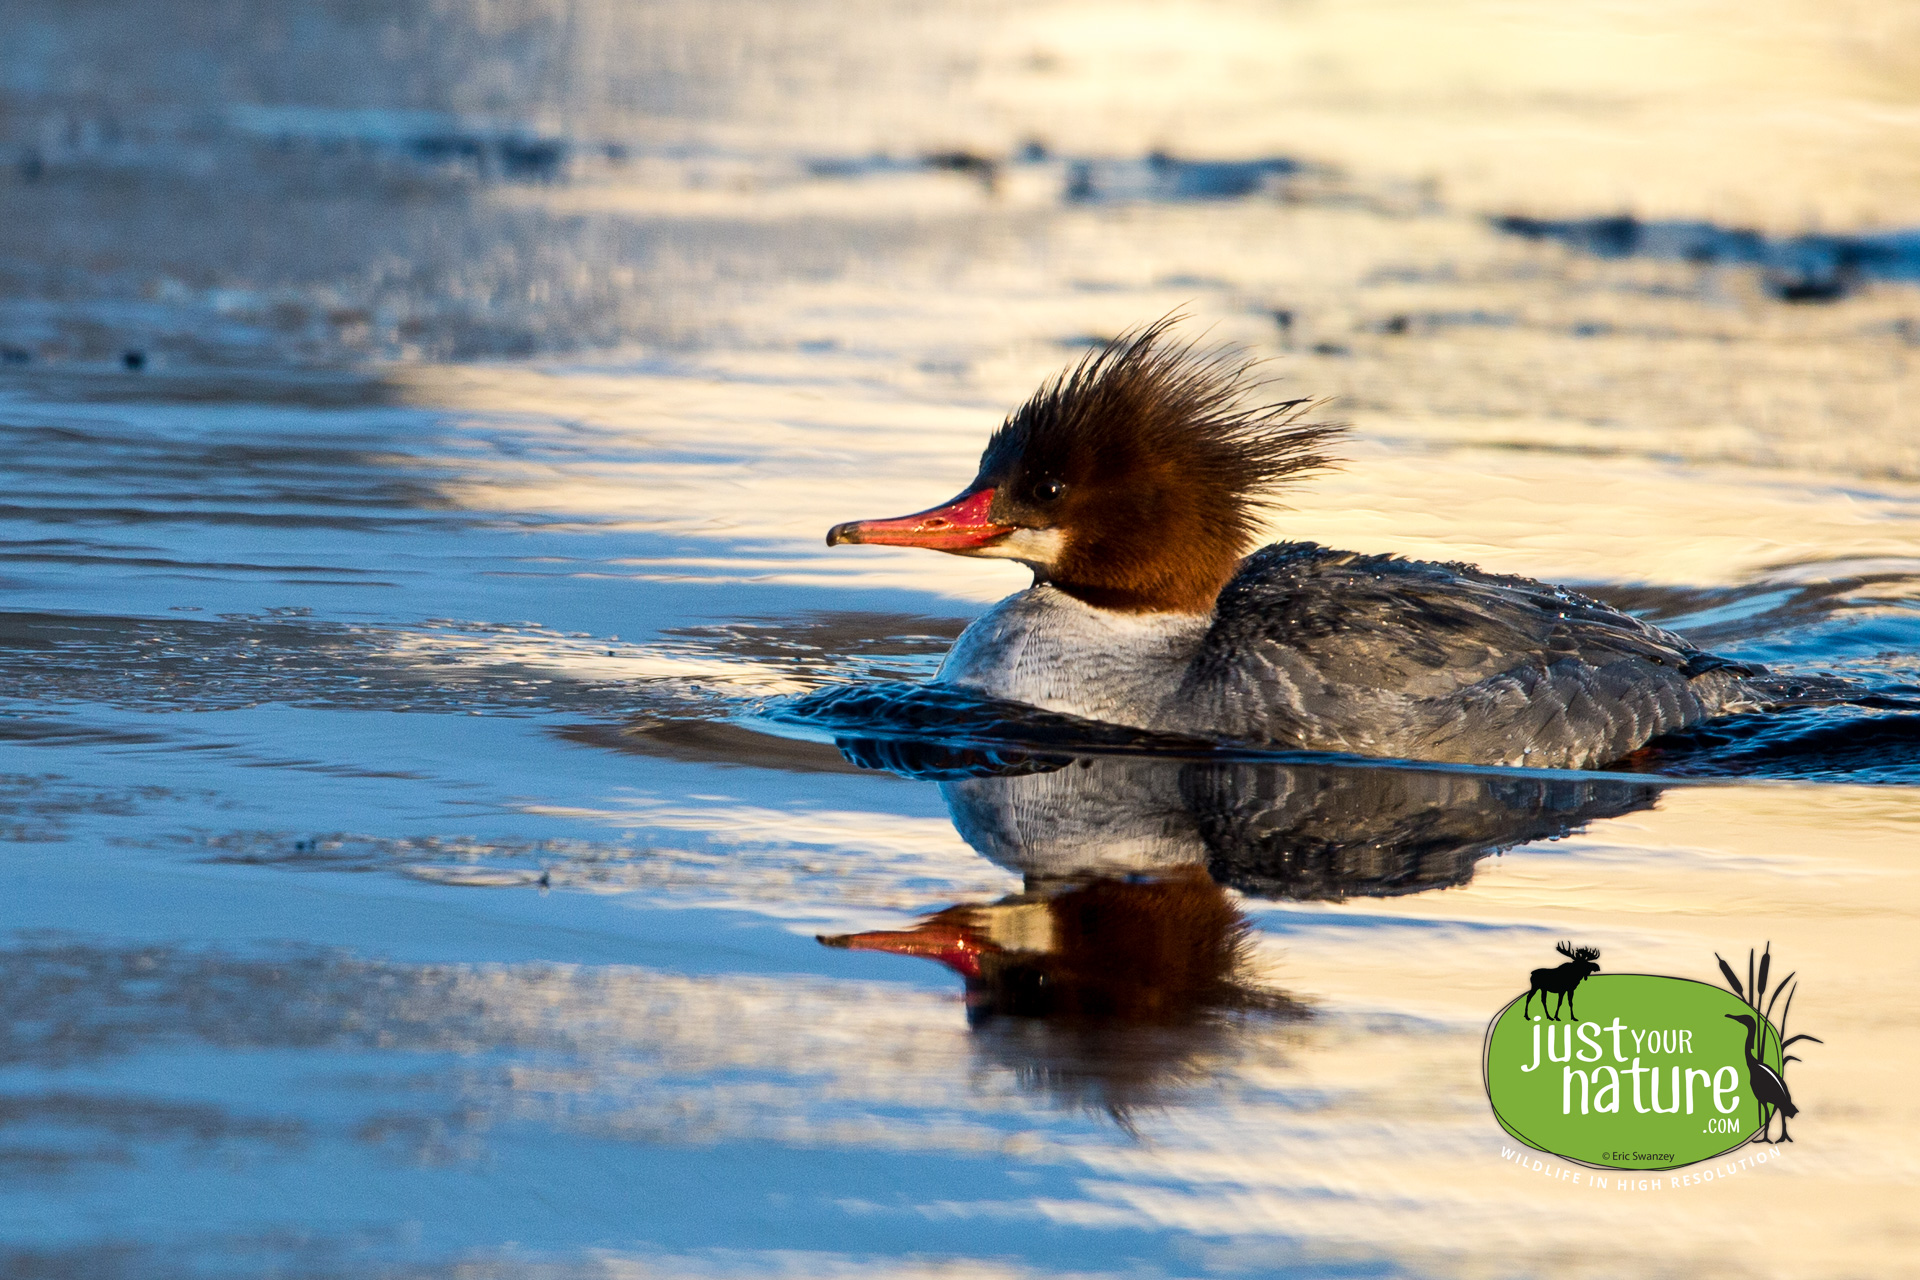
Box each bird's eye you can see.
[1035,479,1066,502]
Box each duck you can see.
[825,319,1792,770]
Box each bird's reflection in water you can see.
[825,863,1299,1116]
[822,741,1663,1113]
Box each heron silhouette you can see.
[1726,1013,1804,1143]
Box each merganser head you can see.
[826,319,1340,613]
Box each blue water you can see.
[5,2,1920,1276]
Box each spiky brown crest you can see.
[975,318,1342,613]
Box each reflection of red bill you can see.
[825,488,1012,552]
[818,920,987,980]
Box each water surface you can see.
[4,2,1919,1276]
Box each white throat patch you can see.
[935,584,1210,727]
[957,526,1068,573]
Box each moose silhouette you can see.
[1523,942,1601,1021]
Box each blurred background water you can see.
[3,2,1920,1276]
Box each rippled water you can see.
[4,2,1920,1277]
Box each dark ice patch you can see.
[1493,213,1920,302]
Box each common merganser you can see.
[826,320,1782,770]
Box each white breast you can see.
[935,585,1210,729]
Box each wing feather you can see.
[1179,542,1759,767]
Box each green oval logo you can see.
[1483,974,1786,1170]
